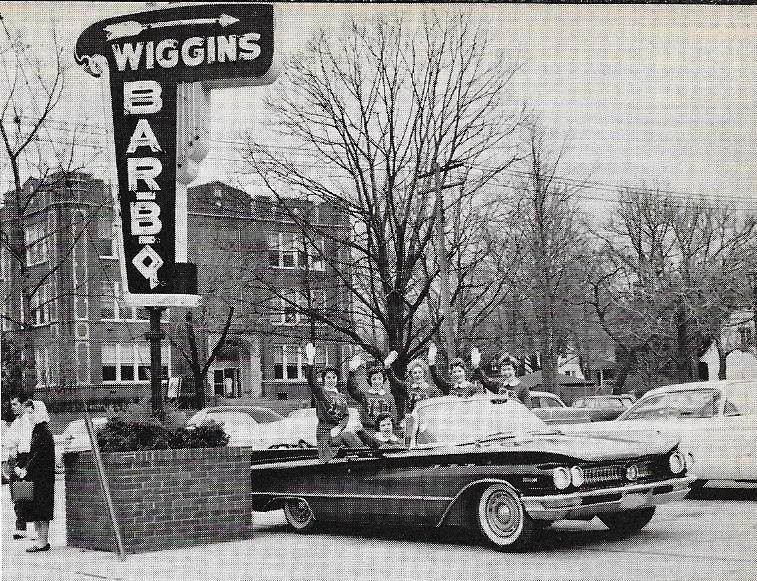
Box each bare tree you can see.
[166,226,262,408]
[1,20,100,395]
[508,123,592,393]
[589,187,756,390]
[239,12,523,377]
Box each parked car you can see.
[285,407,363,441]
[55,417,108,473]
[528,391,592,424]
[188,406,362,449]
[571,395,635,422]
[249,394,693,551]
[563,380,757,486]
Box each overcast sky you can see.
[1,2,755,213]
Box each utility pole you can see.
[749,269,757,349]
[420,160,464,362]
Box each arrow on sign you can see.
[104,14,239,41]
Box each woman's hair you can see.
[405,358,429,381]
[366,363,386,382]
[449,357,467,372]
[500,357,516,369]
[319,366,340,381]
[374,412,394,431]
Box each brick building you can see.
[1,173,352,407]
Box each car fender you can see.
[436,478,522,528]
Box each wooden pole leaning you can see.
[84,408,126,560]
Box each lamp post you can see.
[748,269,757,348]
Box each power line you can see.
[12,116,757,209]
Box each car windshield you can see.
[413,396,549,447]
[722,384,757,416]
[588,398,624,409]
[619,389,721,420]
[247,408,284,423]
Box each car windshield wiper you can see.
[457,432,518,446]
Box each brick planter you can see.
[64,447,256,553]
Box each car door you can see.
[685,395,757,481]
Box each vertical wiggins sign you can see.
[75,4,278,306]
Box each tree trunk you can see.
[186,312,205,409]
[7,159,37,396]
[715,338,728,380]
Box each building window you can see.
[101,281,116,320]
[25,221,48,265]
[31,281,55,326]
[0,245,10,280]
[102,342,170,383]
[271,290,304,326]
[101,281,152,321]
[272,344,326,381]
[270,289,330,326]
[35,347,51,387]
[76,342,90,384]
[739,326,755,350]
[267,233,325,271]
[98,209,117,258]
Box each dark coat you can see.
[471,367,533,408]
[20,422,55,522]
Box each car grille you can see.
[583,459,657,488]
[584,465,624,486]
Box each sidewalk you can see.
[1,479,287,581]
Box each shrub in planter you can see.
[97,399,228,452]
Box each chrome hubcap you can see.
[485,491,521,538]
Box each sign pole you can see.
[146,307,166,416]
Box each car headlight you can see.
[626,464,639,481]
[669,450,686,474]
[553,467,571,490]
[570,466,585,487]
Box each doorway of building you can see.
[213,368,240,397]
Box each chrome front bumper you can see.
[522,476,695,521]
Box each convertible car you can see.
[249,395,693,551]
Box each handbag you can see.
[10,480,34,502]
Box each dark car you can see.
[249,395,693,551]
[572,395,635,421]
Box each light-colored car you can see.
[188,406,362,449]
[55,417,108,472]
[528,391,592,424]
[563,380,757,485]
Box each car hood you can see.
[414,431,678,462]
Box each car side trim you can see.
[436,478,519,528]
[250,491,454,502]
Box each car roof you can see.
[640,380,754,399]
[68,417,107,425]
[530,391,561,398]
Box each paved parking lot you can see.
[2,481,756,581]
